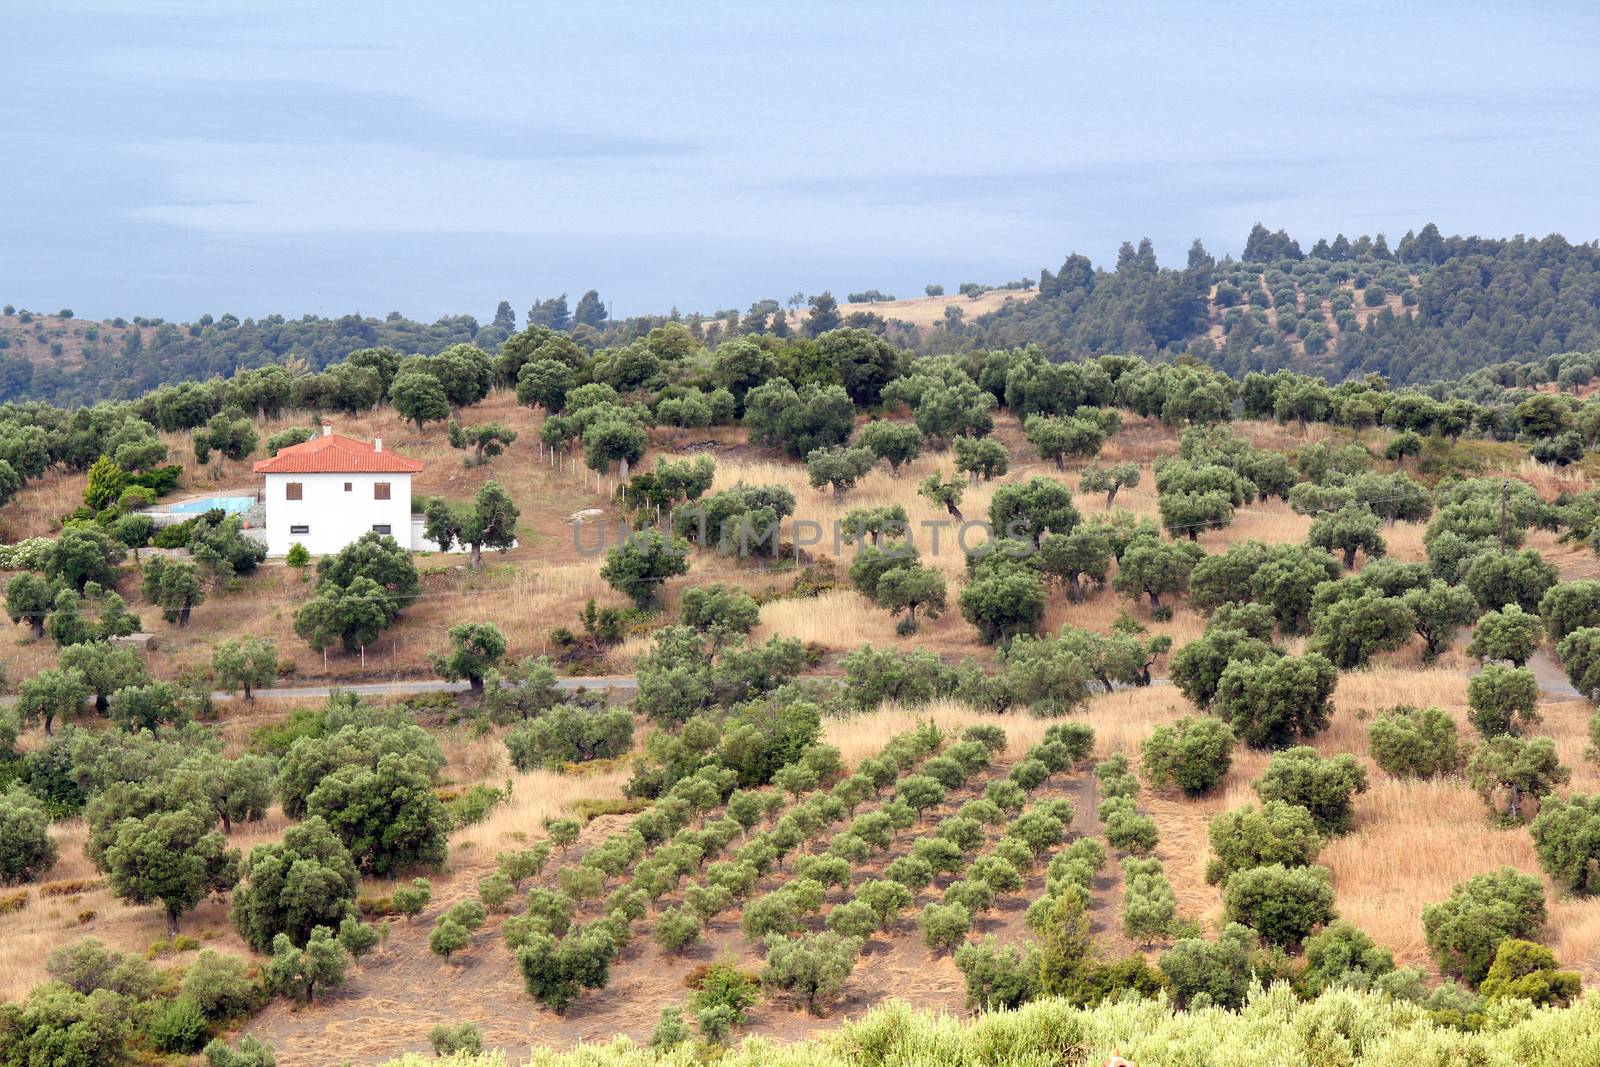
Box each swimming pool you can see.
[168,495,256,515]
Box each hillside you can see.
[10,328,1600,1065]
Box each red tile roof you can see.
[253,433,424,474]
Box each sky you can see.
[3,0,1600,324]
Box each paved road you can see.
[3,659,1581,708]
[245,675,640,701]
[0,675,641,707]
[215,657,1588,705]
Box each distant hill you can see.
[972,225,1600,386]
[6,224,1599,405]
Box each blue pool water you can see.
[168,495,255,515]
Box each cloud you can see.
[9,76,697,161]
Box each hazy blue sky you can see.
[4,1,1599,323]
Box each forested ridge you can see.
[974,225,1600,387]
[5,224,1600,405]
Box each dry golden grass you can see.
[448,764,631,861]
[0,813,292,1002]
[830,289,1037,331]
[822,698,1057,776]
[1074,667,1600,979]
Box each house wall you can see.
[262,472,413,556]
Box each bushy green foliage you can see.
[0,788,57,884]
[1530,793,1600,895]
[1253,747,1368,835]
[1214,653,1339,749]
[1205,801,1323,885]
[231,816,360,951]
[1466,734,1568,824]
[954,938,1038,1011]
[1140,716,1234,794]
[1422,867,1547,984]
[762,932,862,1013]
[1368,705,1465,778]
[506,706,633,770]
[1479,939,1580,1007]
[182,948,256,1020]
[1221,863,1336,948]
[1300,921,1398,996]
[1467,665,1541,737]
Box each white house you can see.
[252,423,424,557]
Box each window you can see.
[285,482,302,501]
[374,481,391,500]
[344,482,352,492]
[290,525,310,535]
[372,524,392,535]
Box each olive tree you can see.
[1467,604,1544,667]
[1079,463,1140,508]
[1308,503,1386,570]
[1221,864,1336,948]
[1205,801,1323,885]
[1252,747,1367,834]
[1214,653,1338,749]
[1368,706,1464,777]
[1421,867,1546,984]
[1140,717,1235,795]
[1467,665,1540,737]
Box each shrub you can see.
[182,949,256,1019]
[653,907,702,953]
[1253,747,1368,835]
[1301,920,1396,996]
[0,789,57,884]
[1140,716,1235,794]
[1422,867,1547,984]
[741,893,801,940]
[1467,604,1544,667]
[44,938,160,998]
[1530,793,1600,895]
[761,932,862,1013]
[1221,864,1336,948]
[954,937,1038,1011]
[919,901,972,953]
[230,817,359,952]
[1467,665,1540,737]
[391,878,431,921]
[1213,652,1338,749]
[506,706,633,769]
[1159,925,1256,1009]
[649,1007,691,1050]
[1103,807,1158,854]
[943,878,996,916]
[428,1022,484,1056]
[429,919,470,961]
[1466,734,1568,825]
[1121,857,1178,943]
[203,1036,277,1067]
[825,900,879,940]
[1368,706,1464,777]
[858,879,914,927]
[969,855,1024,895]
[1479,939,1580,1007]
[1205,802,1323,885]
[148,996,210,1054]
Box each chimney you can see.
[374,433,383,453]
[320,421,332,437]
